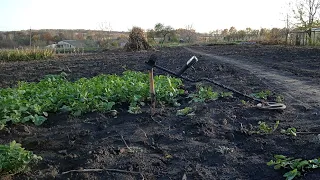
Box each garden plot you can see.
[0,45,319,180]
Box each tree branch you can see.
[61,168,143,176]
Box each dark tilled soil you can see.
[0,45,319,180]
[192,45,320,83]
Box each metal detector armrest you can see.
[145,54,157,68]
[146,54,198,77]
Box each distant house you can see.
[117,38,128,48]
[119,42,126,47]
[46,43,57,48]
[57,40,83,48]
[46,40,98,49]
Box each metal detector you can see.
[146,54,286,110]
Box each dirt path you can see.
[185,47,320,109]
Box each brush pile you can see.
[125,27,151,51]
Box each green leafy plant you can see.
[188,86,232,103]
[176,107,193,116]
[0,141,42,175]
[128,106,142,114]
[240,100,248,105]
[242,122,299,137]
[257,120,280,134]
[251,90,271,100]
[188,86,219,103]
[242,121,280,135]
[281,127,297,136]
[0,71,184,127]
[276,95,285,103]
[267,155,320,180]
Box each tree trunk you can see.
[307,28,312,45]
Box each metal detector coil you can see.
[256,102,286,110]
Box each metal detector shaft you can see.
[151,64,263,103]
[200,78,263,103]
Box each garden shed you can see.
[289,28,320,45]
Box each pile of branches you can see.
[125,27,151,51]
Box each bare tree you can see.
[221,29,229,36]
[184,24,197,43]
[228,27,237,41]
[176,25,197,43]
[146,29,156,43]
[229,26,237,34]
[280,2,294,44]
[293,0,320,39]
[154,23,174,44]
[97,22,113,48]
[99,22,112,33]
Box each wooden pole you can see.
[149,68,156,116]
[29,27,32,48]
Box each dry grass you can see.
[0,48,55,61]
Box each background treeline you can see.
[0,25,292,49]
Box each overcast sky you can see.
[0,0,291,33]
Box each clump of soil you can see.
[125,27,151,51]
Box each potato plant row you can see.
[0,71,184,126]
